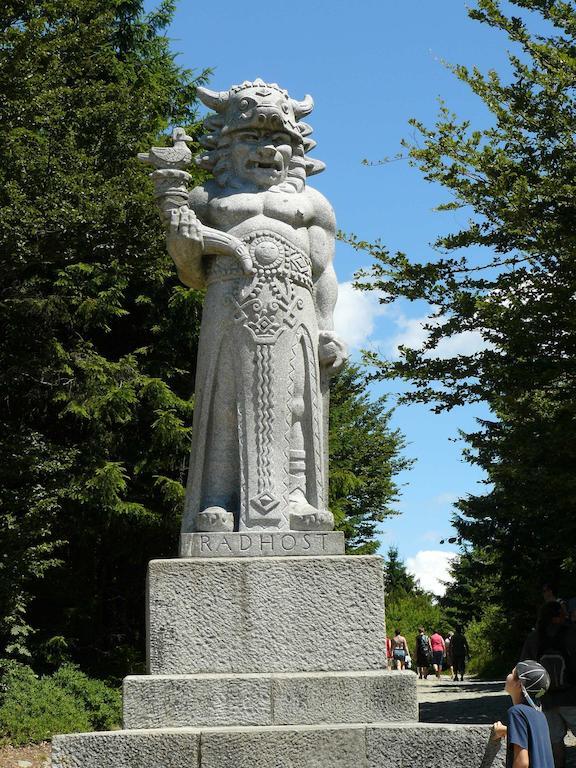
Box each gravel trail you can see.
[418,676,576,766]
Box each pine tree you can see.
[328,365,411,554]
[382,546,418,599]
[0,0,209,671]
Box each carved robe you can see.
[181,226,326,532]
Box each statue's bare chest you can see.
[207,191,314,234]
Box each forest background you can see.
[0,0,575,745]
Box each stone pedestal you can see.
[52,555,504,768]
[146,555,386,674]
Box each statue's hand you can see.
[167,206,204,259]
[318,330,348,376]
[166,206,205,288]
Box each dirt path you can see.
[418,677,509,724]
[0,743,50,768]
[418,676,576,766]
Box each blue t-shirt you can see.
[506,704,554,768]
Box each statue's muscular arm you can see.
[308,187,337,330]
[187,184,211,224]
[308,188,347,373]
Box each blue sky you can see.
[146,0,530,591]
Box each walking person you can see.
[392,628,408,670]
[416,626,432,680]
[521,600,576,767]
[450,625,471,681]
[429,629,446,679]
[491,659,554,768]
[386,635,392,670]
[445,631,455,679]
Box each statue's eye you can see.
[239,97,257,112]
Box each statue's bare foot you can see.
[196,506,234,532]
[289,501,334,531]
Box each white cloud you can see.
[334,281,386,350]
[333,289,492,361]
[387,309,492,360]
[434,329,491,359]
[406,550,457,596]
[388,314,429,354]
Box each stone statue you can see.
[143,79,347,535]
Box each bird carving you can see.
[137,127,193,170]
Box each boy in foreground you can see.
[492,660,554,768]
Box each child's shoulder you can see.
[508,703,547,726]
[508,703,530,713]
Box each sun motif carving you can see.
[253,240,281,265]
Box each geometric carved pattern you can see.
[216,230,316,522]
[255,343,273,495]
[232,230,312,345]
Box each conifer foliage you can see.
[329,365,411,554]
[354,0,576,665]
[0,2,411,675]
[0,0,209,670]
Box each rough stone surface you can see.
[122,670,417,729]
[366,722,506,767]
[200,724,366,768]
[51,722,504,768]
[51,729,199,768]
[146,556,386,674]
[271,670,417,726]
[180,531,345,558]
[144,79,348,536]
[123,674,272,728]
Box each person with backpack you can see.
[450,625,470,681]
[491,659,554,768]
[415,626,432,680]
[521,600,576,767]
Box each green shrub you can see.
[467,604,511,679]
[0,662,121,745]
[51,664,121,731]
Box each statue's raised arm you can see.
[140,79,347,539]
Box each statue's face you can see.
[229,129,293,188]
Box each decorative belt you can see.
[205,230,313,293]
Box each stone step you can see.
[52,721,505,768]
[147,555,386,675]
[122,670,417,729]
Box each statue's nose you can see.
[259,143,276,154]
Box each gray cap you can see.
[516,660,550,708]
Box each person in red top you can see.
[386,635,392,670]
[430,630,446,679]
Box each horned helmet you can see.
[196,79,325,190]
